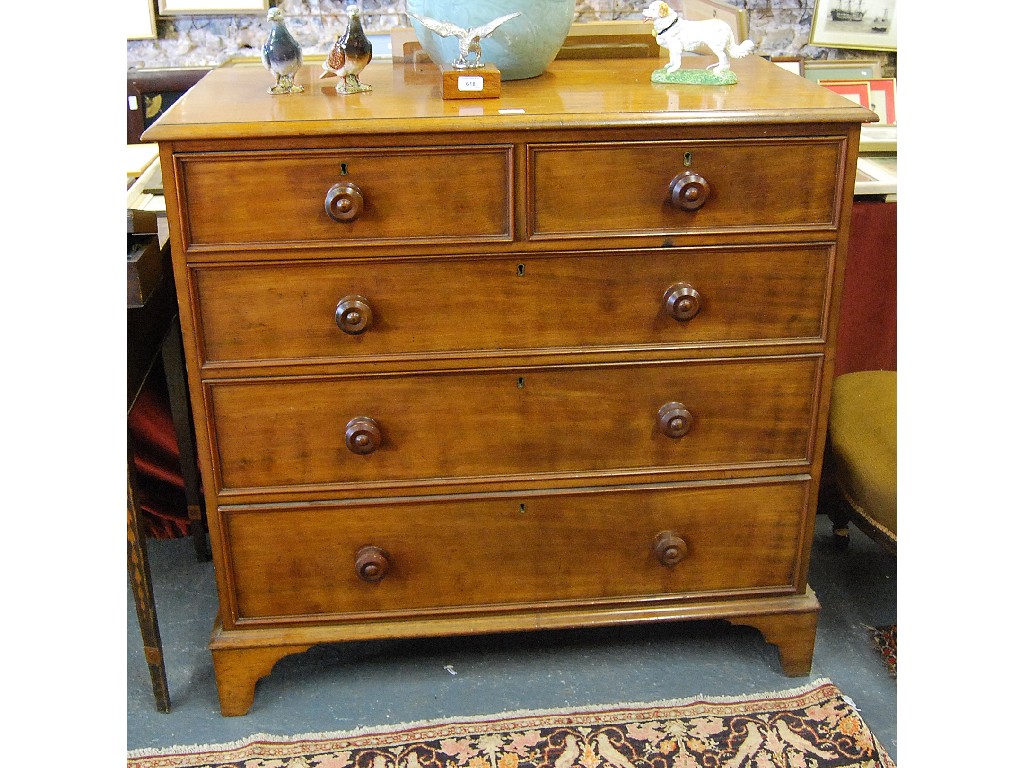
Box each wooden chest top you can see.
[143,56,873,142]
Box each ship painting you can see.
[830,0,866,22]
[871,8,890,32]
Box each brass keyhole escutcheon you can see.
[517,377,526,389]
[517,263,526,277]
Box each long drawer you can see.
[176,146,513,248]
[192,245,832,365]
[529,138,844,238]
[223,478,809,623]
[207,356,819,492]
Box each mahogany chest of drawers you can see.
[144,55,872,715]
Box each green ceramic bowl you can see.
[407,0,576,81]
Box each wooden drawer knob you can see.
[325,181,364,222]
[355,545,390,582]
[663,282,702,321]
[345,416,381,455]
[335,295,373,334]
[658,402,693,438]
[669,170,710,211]
[654,531,688,567]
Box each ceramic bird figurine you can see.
[261,6,304,94]
[407,11,520,70]
[321,5,373,95]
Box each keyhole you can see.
[340,163,349,175]
[519,503,527,514]
[517,263,526,277]
[683,152,692,167]
[517,377,525,389]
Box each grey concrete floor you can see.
[128,513,896,760]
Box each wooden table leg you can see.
[160,316,210,563]
[128,440,171,713]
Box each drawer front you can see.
[530,139,842,238]
[193,245,831,364]
[177,147,513,248]
[224,479,809,622]
[208,357,818,492]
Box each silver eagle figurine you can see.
[407,11,521,69]
[261,7,304,94]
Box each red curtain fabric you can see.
[129,359,191,539]
[835,200,897,376]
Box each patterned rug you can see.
[870,625,897,678]
[127,679,894,768]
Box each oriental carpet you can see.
[127,679,894,767]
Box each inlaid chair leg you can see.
[211,644,313,716]
[128,446,171,712]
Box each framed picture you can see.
[809,0,896,51]
[129,0,157,39]
[768,56,804,76]
[821,80,871,109]
[158,0,268,14]
[803,58,881,83]
[866,78,896,124]
[820,78,896,123]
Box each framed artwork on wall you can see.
[158,0,268,13]
[809,0,896,51]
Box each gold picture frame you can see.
[803,58,882,83]
[809,0,896,52]
[157,0,268,14]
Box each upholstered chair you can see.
[821,370,896,554]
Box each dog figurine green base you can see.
[651,66,738,86]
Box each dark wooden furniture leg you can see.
[161,317,210,562]
[128,437,171,713]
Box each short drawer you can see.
[193,245,831,365]
[223,479,809,623]
[529,138,843,238]
[176,146,513,248]
[207,356,819,493]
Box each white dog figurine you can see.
[642,0,755,76]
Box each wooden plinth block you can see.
[442,63,501,100]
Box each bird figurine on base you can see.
[321,5,373,95]
[407,11,520,70]
[261,6,305,94]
